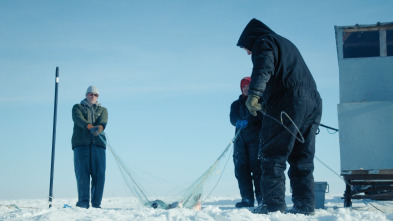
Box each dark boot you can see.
[75,201,89,209]
[252,204,269,214]
[288,199,315,215]
[288,206,315,215]
[235,198,254,208]
[92,204,101,209]
[252,203,286,214]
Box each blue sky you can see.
[1,0,393,200]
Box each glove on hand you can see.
[246,94,261,116]
[90,125,104,136]
[87,124,94,130]
[235,120,248,129]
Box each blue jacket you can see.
[230,95,262,136]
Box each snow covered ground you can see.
[2,195,393,220]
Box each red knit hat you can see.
[240,77,251,91]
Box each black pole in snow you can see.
[49,67,59,208]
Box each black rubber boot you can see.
[252,203,286,214]
[287,206,315,215]
[235,199,254,208]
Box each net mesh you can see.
[99,131,238,209]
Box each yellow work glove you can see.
[246,94,261,116]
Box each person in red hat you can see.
[230,77,263,208]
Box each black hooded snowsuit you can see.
[237,18,322,212]
[230,93,263,205]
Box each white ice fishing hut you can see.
[335,22,393,207]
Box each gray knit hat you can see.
[86,86,99,96]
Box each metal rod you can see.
[49,67,59,208]
[319,123,339,132]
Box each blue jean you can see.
[74,144,106,208]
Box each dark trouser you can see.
[74,144,106,208]
[233,130,262,204]
[259,91,322,211]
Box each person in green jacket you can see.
[72,86,108,209]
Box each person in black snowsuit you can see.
[230,77,263,208]
[236,18,322,215]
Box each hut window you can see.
[343,31,379,58]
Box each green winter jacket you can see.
[71,99,108,149]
